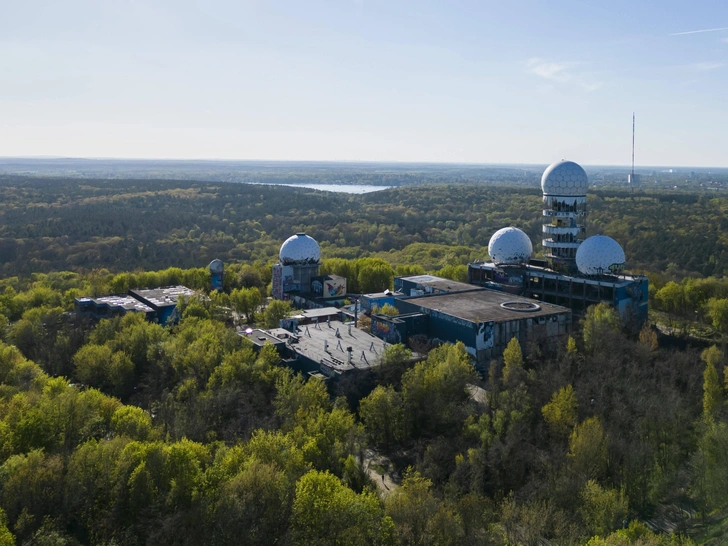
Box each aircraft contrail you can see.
[670,26,728,36]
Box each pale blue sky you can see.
[2,0,727,166]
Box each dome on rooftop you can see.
[541,160,588,197]
[576,235,626,275]
[488,227,533,265]
[279,233,321,265]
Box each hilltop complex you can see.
[74,160,647,375]
[468,160,648,327]
[262,160,646,372]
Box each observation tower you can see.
[541,160,588,272]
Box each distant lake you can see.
[247,182,393,194]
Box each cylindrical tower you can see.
[209,259,224,292]
[541,160,588,272]
[272,233,322,300]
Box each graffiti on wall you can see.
[476,321,495,350]
[211,272,224,291]
[312,276,347,297]
[494,271,509,283]
[280,318,299,332]
[325,278,346,297]
[372,318,401,344]
[281,265,297,292]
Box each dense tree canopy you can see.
[0,176,723,543]
[2,176,728,281]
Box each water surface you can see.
[248,182,393,194]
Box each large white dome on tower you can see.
[541,160,588,196]
[279,233,321,265]
[488,227,533,265]
[576,235,626,275]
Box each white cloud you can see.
[526,58,576,81]
[669,26,728,36]
[693,61,725,71]
[526,58,602,92]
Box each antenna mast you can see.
[631,112,635,179]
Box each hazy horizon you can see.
[2,156,728,172]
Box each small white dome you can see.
[488,227,533,265]
[576,235,626,275]
[541,160,588,196]
[279,233,321,265]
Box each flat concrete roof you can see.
[288,320,391,373]
[398,275,477,293]
[76,295,153,313]
[129,285,196,308]
[300,307,342,319]
[290,307,344,323]
[240,329,286,348]
[403,288,570,323]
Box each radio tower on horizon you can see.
[628,113,639,190]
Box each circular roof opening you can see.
[500,301,541,312]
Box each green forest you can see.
[0,176,726,544]
[0,269,721,545]
[2,175,728,279]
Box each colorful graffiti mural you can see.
[371,318,401,344]
[311,275,347,297]
[325,278,346,297]
[281,265,296,292]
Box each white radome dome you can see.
[279,233,321,265]
[541,160,588,196]
[488,227,533,265]
[576,235,626,275]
